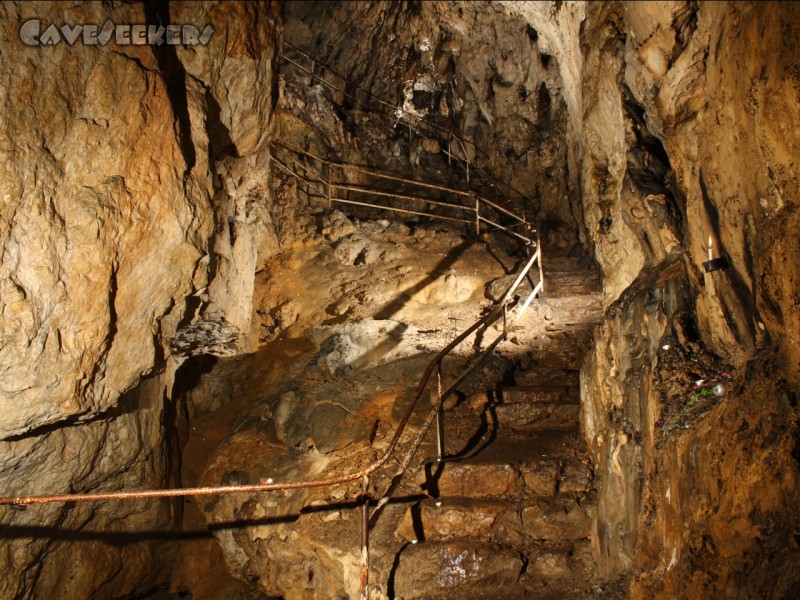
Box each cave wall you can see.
[574,1,800,596]
[0,2,280,597]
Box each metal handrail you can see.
[271,139,533,244]
[0,250,540,508]
[0,255,542,600]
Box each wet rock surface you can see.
[393,541,524,599]
[583,263,800,596]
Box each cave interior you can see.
[1,1,799,599]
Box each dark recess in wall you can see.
[142,2,196,178]
[622,84,683,239]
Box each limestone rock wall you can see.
[574,2,800,596]
[0,373,178,599]
[0,2,280,597]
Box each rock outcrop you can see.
[0,2,280,597]
[575,2,800,597]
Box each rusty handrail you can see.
[0,134,543,598]
[271,139,533,244]
[0,247,540,508]
[274,138,486,201]
[370,251,541,515]
[272,155,474,224]
[0,228,542,600]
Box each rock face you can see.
[574,2,800,597]
[277,1,800,597]
[0,2,280,597]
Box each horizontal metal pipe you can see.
[332,183,471,212]
[276,139,477,199]
[477,215,531,243]
[281,55,348,97]
[274,140,530,235]
[272,157,327,198]
[330,197,473,223]
[275,146,534,251]
[479,196,527,225]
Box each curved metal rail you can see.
[0,250,541,508]
[271,138,535,244]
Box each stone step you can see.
[520,455,594,496]
[513,367,580,387]
[521,494,596,542]
[395,498,520,544]
[526,538,594,577]
[522,539,601,596]
[555,458,594,494]
[392,517,598,598]
[539,294,604,324]
[392,541,524,599]
[413,440,593,500]
[494,402,580,432]
[542,255,599,273]
[545,272,602,296]
[499,385,577,405]
[394,499,599,572]
[395,491,595,542]
[416,461,524,499]
[413,583,601,600]
[525,330,595,370]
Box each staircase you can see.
[385,254,612,599]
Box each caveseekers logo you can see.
[19,19,214,47]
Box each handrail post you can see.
[436,362,445,463]
[327,165,332,208]
[457,137,470,184]
[360,475,370,599]
[474,196,480,237]
[537,230,544,298]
